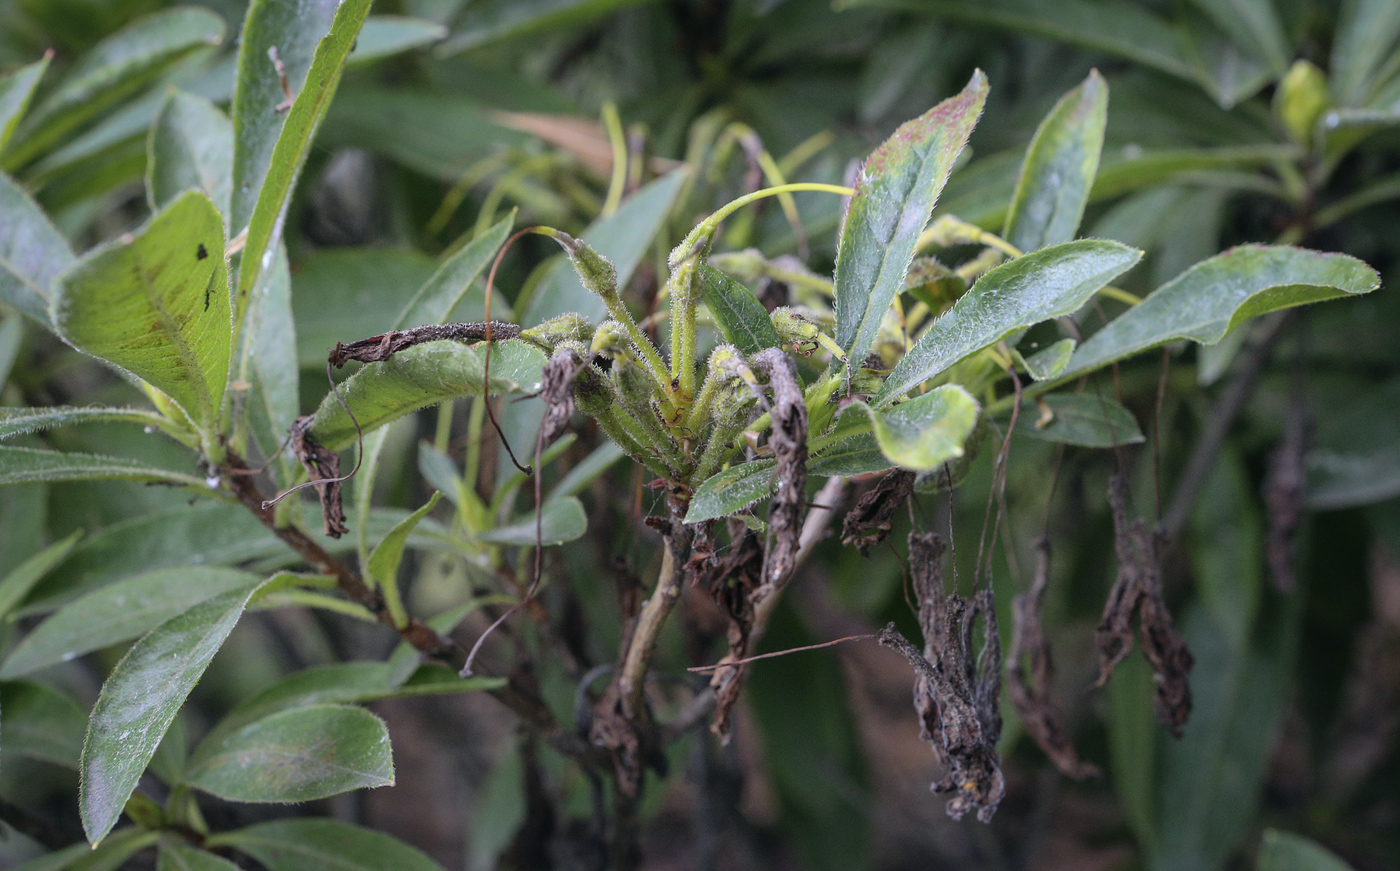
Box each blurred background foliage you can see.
[1,1,1398,869]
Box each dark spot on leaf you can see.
[196,243,208,260]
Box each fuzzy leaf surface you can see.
[1060,246,1380,381]
[1004,70,1108,253]
[186,704,393,803]
[878,239,1141,405]
[835,71,987,370]
[854,384,980,471]
[209,818,446,871]
[700,265,781,354]
[51,191,230,431]
[147,90,233,216]
[81,581,263,843]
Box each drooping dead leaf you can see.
[1008,537,1099,779]
[842,469,916,555]
[1095,470,1194,737]
[750,348,808,603]
[289,414,349,538]
[539,347,587,447]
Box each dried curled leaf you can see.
[328,321,521,368]
[1008,537,1099,779]
[841,469,916,555]
[1095,471,1194,737]
[539,347,587,447]
[750,348,808,602]
[289,414,347,538]
[700,521,766,739]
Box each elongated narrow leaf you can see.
[844,0,1194,82]
[187,704,393,803]
[1021,338,1075,380]
[877,239,1142,405]
[0,54,51,153]
[81,581,264,844]
[1060,246,1380,381]
[1,8,225,170]
[51,191,230,431]
[294,249,436,367]
[1151,607,1292,871]
[478,496,588,546]
[0,171,74,326]
[347,16,447,66]
[700,265,781,355]
[852,384,979,471]
[1333,0,1400,105]
[1258,830,1356,871]
[1004,70,1108,253]
[835,71,987,371]
[524,169,689,326]
[0,680,86,768]
[438,0,652,54]
[1,567,259,679]
[310,340,546,450]
[232,0,373,333]
[685,461,776,524]
[367,492,442,627]
[1190,449,1262,652]
[147,90,233,216]
[1013,393,1144,447]
[393,214,514,329]
[209,819,446,871]
[243,245,298,482]
[0,530,81,620]
[0,445,205,488]
[1185,0,1289,75]
[158,843,243,871]
[0,406,170,442]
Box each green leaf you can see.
[347,16,447,66]
[157,843,243,871]
[478,496,589,546]
[1151,607,1292,871]
[1013,393,1144,448]
[748,600,870,871]
[51,191,230,432]
[438,0,653,55]
[1258,830,1357,871]
[847,0,1195,82]
[0,679,86,768]
[35,829,160,871]
[8,843,90,871]
[877,239,1142,406]
[1004,70,1108,254]
[186,704,393,803]
[309,339,547,451]
[1021,338,1075,380]
[1108,649,1158,851]
[1185,0,1290,76]
[685,461,775,523]
[0,445,205,488]
[293,249,436,368]
[0,530,81,620]
[1333,0,1400,105]
[551,440,626,499]
[700,264,781,355]
[1182,10,1273,109]
[146,90,233,217]
[1308,376,1400,509]
[81,580,264,844]
[0,170,75,327]
[524,168,689,326]
[1059,245,1380,381]
[852,384,980,471]
[0,406,172,442]
[1,7,225,170]
[209,818,446,871]
[810,432,894,477]
[0,54,51,154]
[367,492,443,627]
[242,244,298,482]
[318,86,530,182]
[1190,448,1261,652]
[231,0,372,336]
[393,214,515,330]
[1,567,259,679]
[835,71,987,371]
[466,740,526,871]
[0,314,20,385]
